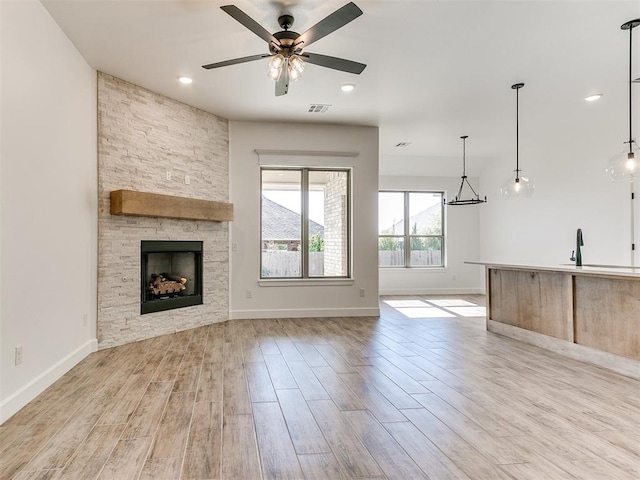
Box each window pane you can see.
[409,192,442,235]
[309,170,348,277]
[378,236,405,267]
[409,236,442,266]
[261,169,301,278]
[378,192,404,235]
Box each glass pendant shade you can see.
[606,143,639,181]
[500,171,535,198]
[288,55,305,82]
[267,54,284,80]
[289,55,305,74]
[288,65,302,82]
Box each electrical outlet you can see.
[232,243,238,252]
[360,288,366,297]
[166,171,172,181]
[185,174,190,185]
[246,289,253,299]
[15,345,23,366]
[83,313,88,326]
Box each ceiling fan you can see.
[202,2,366,96]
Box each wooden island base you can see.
[470,262,640,380]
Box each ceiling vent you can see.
[395,142,411,147]
[308,104,331,113]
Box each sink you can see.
[561,263,639,269]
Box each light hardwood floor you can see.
[1,295,639,479]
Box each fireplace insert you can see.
[141,240,203,314]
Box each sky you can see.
[264,190,325,225]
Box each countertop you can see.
[466,261,640,279]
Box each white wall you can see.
[229,121,379,319]
[379,175,483,295]
[478,74,639,271]
[1,0,97,423]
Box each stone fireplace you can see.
[97,72,230,349]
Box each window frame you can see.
[260,167,352,280]
[378,190,445,268]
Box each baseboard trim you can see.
[379,287,485,296]
[229,307,380,320]
[487,320,640,380]
[0,339,98,424]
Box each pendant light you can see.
[606,19,640,182]
[500,83,534,198]
[444,136,487,205]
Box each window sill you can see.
[258,278,355,287]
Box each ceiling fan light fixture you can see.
[289,55,305,74]
[286,55,305,82]
[267,54,285,80]
[204,3,366,96]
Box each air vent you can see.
[308,104,331,113]
[395,142,412,147]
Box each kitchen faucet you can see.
[570,228,584,266]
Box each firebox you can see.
[141,240,203,314]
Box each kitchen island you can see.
[468,262,640,379]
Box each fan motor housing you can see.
[270,30,301,55]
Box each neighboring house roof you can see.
[261,196,324,241]
[384,203,441,235]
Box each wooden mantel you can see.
[110,190,233,222]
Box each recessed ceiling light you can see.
[585,94,602,102]
[341,83,355,92]
[178,76,193,85]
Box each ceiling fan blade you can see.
[302,52,366,74]
[202,54,270,69]
[221,5,280,47]
[294,2,362,49]
[275,68,289,96]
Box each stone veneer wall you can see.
[97,73,229,349]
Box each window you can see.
[261,168,350,278]
[378,191,444,267]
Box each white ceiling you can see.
[42,0,640,176]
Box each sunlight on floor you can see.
[443,306,487,317]
[384,297,487,319]
[383,299,429,308]
[395,307,456,318]
[428,299,477,307]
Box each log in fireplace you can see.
[141,240,203,314]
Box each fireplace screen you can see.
[141,241,203,314]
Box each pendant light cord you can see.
[630,23,634,154]
[462,136,467,177]
[516,86,520,179]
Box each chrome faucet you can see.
[570,228,584,266]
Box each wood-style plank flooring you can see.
[1,295,639,479]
